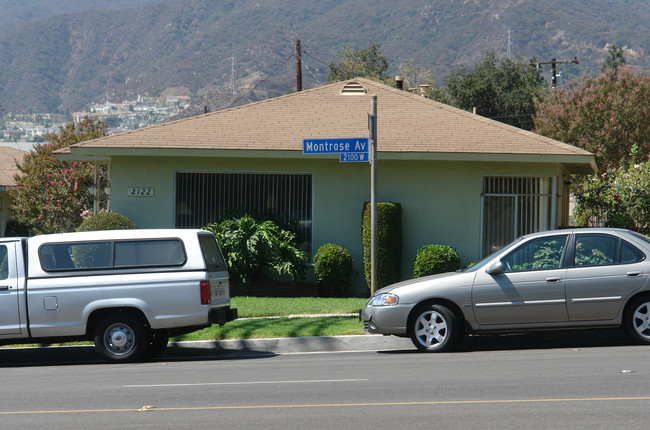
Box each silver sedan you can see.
[360,228,650,352]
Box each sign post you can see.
[302,99,377,294]
[369,95,377,295]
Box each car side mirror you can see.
[487,261,503,275]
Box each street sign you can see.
[303,138,369,154]
[340,152,369,162]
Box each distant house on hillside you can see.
[57,78,596,294]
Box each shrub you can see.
[76,212,137,232]
[204,215,307,293]
[361,202,402,292]
[313,244,353,297]
[413,244,460,278]
[4,219,34,237]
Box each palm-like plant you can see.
[204,215,307,290]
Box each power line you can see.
[222,53,295,110]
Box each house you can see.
[58,78,596,294]
[0,146,27,235]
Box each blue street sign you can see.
[303,138,369,154]
[340,152,369,162]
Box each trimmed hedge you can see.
[413,244,460,278]
[76,212,137,231]
[362,202,402,292]
[313,244,353,297]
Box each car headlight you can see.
[369,293,399,306]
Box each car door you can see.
[565,233,649,321]
[472,234,570,326]
[0,242,21,335]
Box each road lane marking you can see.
[3,396,650,415]
[123,378,368,388]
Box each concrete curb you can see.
[0,335,414,364]
[168,334,414,354]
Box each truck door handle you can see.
[546,277,562,283]
[0,286,8,291]
[627,271,643,277]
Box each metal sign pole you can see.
[369,95,377,295]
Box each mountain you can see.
[0,0,647,114]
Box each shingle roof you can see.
[0,146,26,187]
[67,78,592,160]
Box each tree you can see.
[603,44,627,73]
[441,53,548,130]
[534,67,650,173]
[328,42,389,83]
[10,116,108,234]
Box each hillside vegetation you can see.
[0,0,647,113]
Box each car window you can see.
[574,234,644,266]
[620,240,645,264]
[501,235,568,272]
[574,234,617,267]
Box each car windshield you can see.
[461,236,526,273]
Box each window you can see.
[501,235,568,273]
[39,239,186,271]
[482,176,555,257]
[175,172,312,253]
[574,234,644,267]
[114,240,185,267]
[0,245,8,280]
[198,234,228,272]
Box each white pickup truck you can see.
[0,229,237,362]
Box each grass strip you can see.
[232,297,367,318]
[172,316,364,341]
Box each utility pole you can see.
[531,57,579,89]
[296,39,303,92]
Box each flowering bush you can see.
[574,148,650,234]
[9,117,108,234]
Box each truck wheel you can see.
[143,329,170,359]
[93,314,148,363]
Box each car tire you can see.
[93,314,148,363]
[624,297,650,345]
[409,304,462,352]
[143,329,170,359]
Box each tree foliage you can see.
[10,116,108,234]
[573,148,650,234]
[328,42,389,83]
[440,53,548,130]
[602,44,627,73]
[534,67,650,172]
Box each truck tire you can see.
[93,314,148,363]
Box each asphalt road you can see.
[1,330,649,429]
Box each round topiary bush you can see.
[313,243,353,297]
[413,244,460,278]
[76,212,137,232]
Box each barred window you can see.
[481,177,555,257]
[175,172,312,253]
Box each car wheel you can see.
[410,304,462,352]
[93,314,148,363]
[625,298,650,344]
[143,329,170,359]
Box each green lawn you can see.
[231,296,367,318]
[172,297,367,341]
